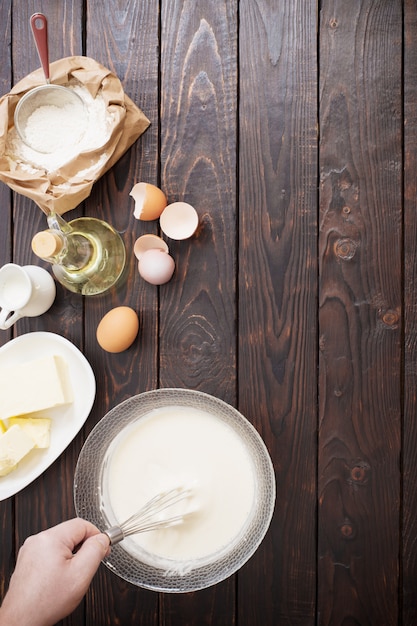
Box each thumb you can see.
[73,533,110,578]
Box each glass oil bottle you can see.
[31,212,126,295]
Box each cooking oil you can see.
[31,213,126,295]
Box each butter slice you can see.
[0,425,35,476]
[0,355,73,420]
[8,417,51,449]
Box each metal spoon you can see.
[14,13,86,153]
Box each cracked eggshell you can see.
[159,202,199,240]
[138,249,175,285]
[130,182,167,221]
[133,234,169,261]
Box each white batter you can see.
[104,406,255,565]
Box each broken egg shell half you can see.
[130,182,167,221]
[96,306,139,353]
[138,249,175,285]
[159,202,199,240]
[133,234,169,261]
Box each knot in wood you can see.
[339,520,355,540]
[334,238,357,260]
[381,309,400,328]
[342,205,351,216]
[329,17,338,29]
[350,464,369,484]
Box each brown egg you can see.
[138,249,175,285]
[133,234,169,260]
[159,202,199,240]
[130,182,167,221]
[96,306,139,353]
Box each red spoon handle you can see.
[30,13,50,83]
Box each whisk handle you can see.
[103,526,124,546]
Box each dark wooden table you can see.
[1,0,416,624]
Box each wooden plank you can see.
[159,0,237,392]
[318,1,402,623]
[0,6,12,337]
[10,2,86,625]
[0,0,13,610]
[83,1,160,624]
[238,1,318,623]
[159,0,237,624]
[403,0,417,623]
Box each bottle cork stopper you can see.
[32,231,63,258]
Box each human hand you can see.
[0,518,110,626]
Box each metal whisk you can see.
[103,487,193,545]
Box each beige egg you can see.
[159,202,199,240]
[96,306,139,353]
[130,182,167,221]
[138,249,175,285]
[133,234,169,260]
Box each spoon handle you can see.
[30,13,50,84]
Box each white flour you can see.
[23,100,86,154]
[5,81,115,174]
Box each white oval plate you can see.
[0,332,96,501]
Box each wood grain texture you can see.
[319,1,402,623]
[159,0,237,398]
[403,1,417,624]
[0,1,12,331]
[0,0,15,612]
[3,1,417,624]
[10,3,86,625]
[238,0,318,623]
[0,0,13,609]
[159,1,238,624]
[82,1,160,625]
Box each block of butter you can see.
[8,417,51,449]
[0,425,35,476]
[0,355,73,420]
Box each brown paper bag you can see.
[0,56,150,215]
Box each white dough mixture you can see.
[104,406,256,566]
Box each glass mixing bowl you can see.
[73,388,276,592]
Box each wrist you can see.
[0,600,47,626]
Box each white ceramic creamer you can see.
[0,263,56,330]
